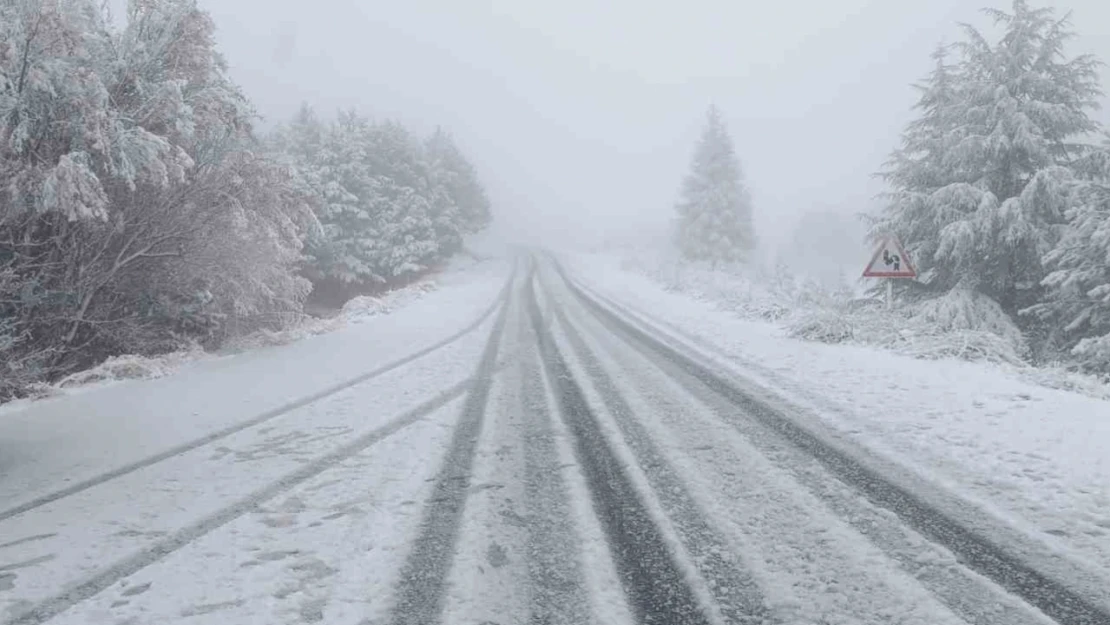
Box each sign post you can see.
[862,235,917,310]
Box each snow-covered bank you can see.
[567,252,1110,589]
[0,257,511,507]
[609,247,1109,398]
[3,257,482,407]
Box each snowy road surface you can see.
[1,253,1108,625]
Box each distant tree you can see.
[271,111,493,289]
[674,105,756,267]
[425,127,492,235]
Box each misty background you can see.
[110,0,1110,269]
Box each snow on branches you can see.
[0,0,490,400]
[674,105,756,268]
[268,106,492,289]
[872,0,1109,371]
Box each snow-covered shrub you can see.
[1071,336,1110,376]
[341,281,438,322]
[1016,362,1110,398]
[913,288,1028,357]
[894,326,1027,365]
[220,315,345,353]
[56,344,206,389]
[0,0,314,399]
[787,311,855,343]
[787,287,1028,365]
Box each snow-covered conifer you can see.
[1029,148,1110,370]
[871,1,1102,336]
[674,105,756,267]
[425,127,492,235]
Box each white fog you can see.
[3,2,1110,624]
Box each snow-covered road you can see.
[1,253,1107,625]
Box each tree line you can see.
[674,0,1110,376]
[0,0,491,400]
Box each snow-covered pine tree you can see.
[422,167,464,261]
[870,1,1102,350]
[425,127,493,235]
[308,109,383,285]
[871,44,965,299]
[1028,148,1110,372]
[674,105,756,268]
[273,111,445,288]
[361,119,440,280]
[956,1,1101,320]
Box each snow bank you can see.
[0,257,509,506]
[339,281,438,322]
[609,247,1109,398]
[4,269,457,407]
[55,344,210,390]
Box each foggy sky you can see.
[114,0,1110,258]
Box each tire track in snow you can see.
[385,268,515,625]
[535,270,767,625]
[553,259,1110,625]
[0,268,515,524]
[3,380,475,625]
[516,275,593,625]
[568,290,1046,625]
[528,270,724,625]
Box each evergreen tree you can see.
[425,127,492,234]
[674,105,756,267]
[1028,148,1110,371]
[270,111,483,287]
[311,110,382,284]
[361,120,440,277]
[872,45,966,298]
[870,1,1102,337]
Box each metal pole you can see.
[886,279,893,311]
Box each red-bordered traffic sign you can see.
[863,235,917,278]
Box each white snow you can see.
[0,327,491,619]
[46,397,466,625]
[534,339,637,625]
[555,283,1047,624]
[566,252,1110,593]
[550,312,736,625]
[0,259,509,509]
[439,372,530,625]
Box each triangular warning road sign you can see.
[863,235,917,278]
